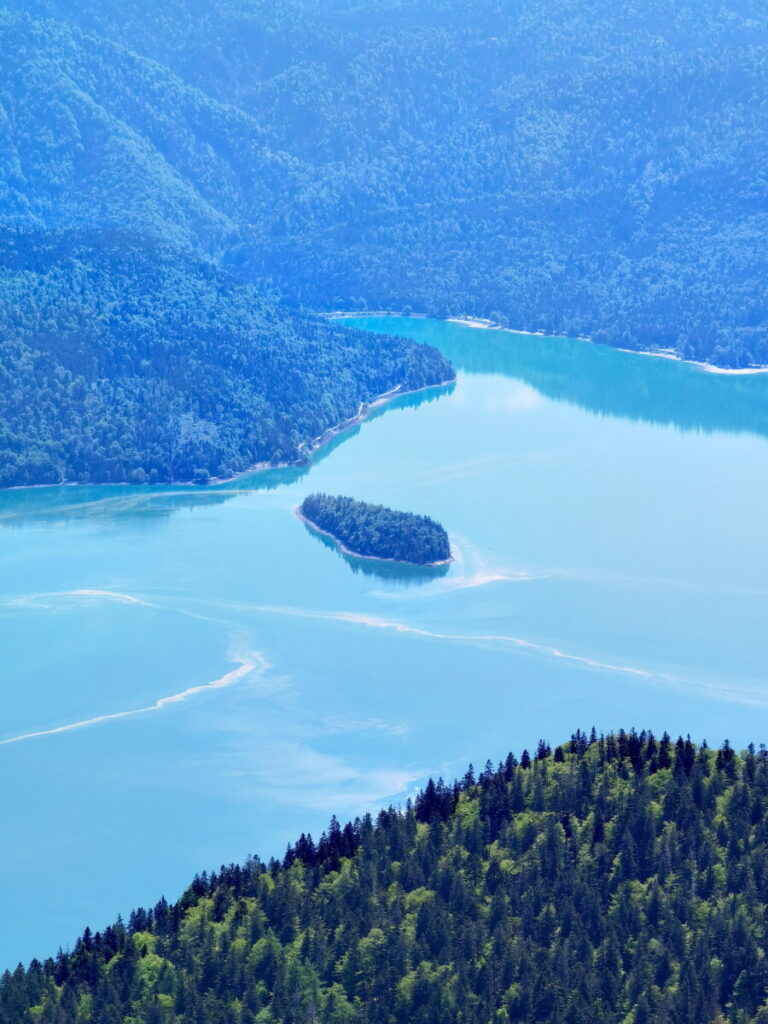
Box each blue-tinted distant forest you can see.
[0,232,451,486]
[1,0,767,483]
[3,0,768,359]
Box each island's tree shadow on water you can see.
[302,521,451,586]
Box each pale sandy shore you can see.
[614,346,768,376]
[331,311,768,376]
[295,506,454,567]
[7,312,764,497]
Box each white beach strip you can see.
[329,311,768,375]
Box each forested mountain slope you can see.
[0,10,265,250]
[5,731,768,1023]
[0,10,453,485]
[2,0,768,365]
[0,233,451,486]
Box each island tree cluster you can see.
[5,731,768,1022]
[300,493,451,564]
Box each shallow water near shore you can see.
[3,317,768,966]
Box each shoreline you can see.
[330,311,768,376]
[295,507,454,568]
[8,306,764,497]
[217,374,455,486]
[3,376,455,495]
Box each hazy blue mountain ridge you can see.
[0,10,260,248]
[0,10,454,485]
[2,0,766,364]
[1,0,767,489]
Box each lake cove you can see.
[3,317,768,966]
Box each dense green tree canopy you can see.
[300,493,451,564]
[5,730,768,1022]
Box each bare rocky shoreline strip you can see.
[211,375,456,487]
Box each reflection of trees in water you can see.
[349,317,768,441]
[303,521,451,586]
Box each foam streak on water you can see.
[0,651,265,746]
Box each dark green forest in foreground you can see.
[0,235,451,486]
[3,0,768,366]
[6,731,768,1024]
[300,493,451,565]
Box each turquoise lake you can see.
[3,315,768,966]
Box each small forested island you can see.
[299,493,451,565]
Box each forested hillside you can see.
[5,731,768,1023]
[2,0,768,365]
[0,8,455,485]
[0,0,766,485]
[0,233,451,486]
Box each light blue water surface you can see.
[3,316,768,966]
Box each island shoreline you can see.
[295,506,454,568]
[330,311,768,376]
